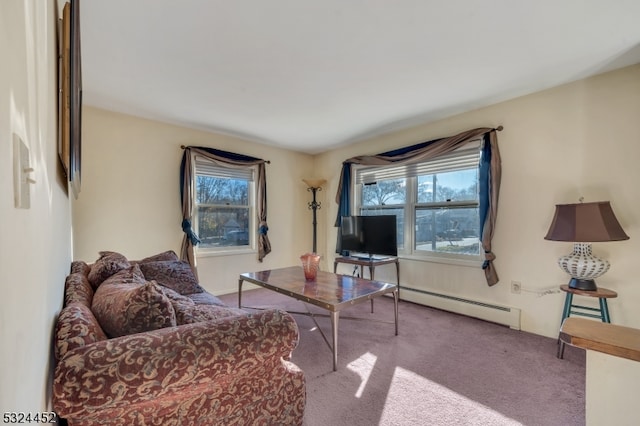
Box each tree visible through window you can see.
[356,146,481,259]
[194,160,255,250]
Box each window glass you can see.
[354,146,481,260]
[195,174,253,250]
[197,175,248,206]
[417,169,478,203]
[361,178,406,206]
[415,206,480,255]
[360,179,406,249]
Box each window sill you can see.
[399,253,482,268]
[196,248,257,258]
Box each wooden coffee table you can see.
[238,266,399,371]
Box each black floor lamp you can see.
[302,178,326,253]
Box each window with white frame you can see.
[193,157,256,252]
[354,142,482,260]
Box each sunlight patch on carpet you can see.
[381,367,522,425]
[347,352,378,398]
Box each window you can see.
[354,143,481,260]
[194,156,256,252]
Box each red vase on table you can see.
[300,253,321,280]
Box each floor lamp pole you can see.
[308,187,320,253]
[302,178,326,254]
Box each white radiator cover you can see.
[401,286,521,330]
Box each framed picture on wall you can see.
[58,0,82,198]
[58,2,70,178]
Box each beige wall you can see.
[74,107,317,295]
[316,64,640,338]
[586,351,640,425]
[77,65,640,340]
[0,0,72,412]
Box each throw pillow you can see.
[87,251,131,289]
[138,250,180,263]
[91,265,177,338]
[138,260,204,295]
[159,286,196,324]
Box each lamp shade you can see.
[302,178,326,189]
[544,201,629,242]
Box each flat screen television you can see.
[340,215,398,259]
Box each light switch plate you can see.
[13,134,31,209]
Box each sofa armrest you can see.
[53,309,299,418]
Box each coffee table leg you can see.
[331,311,339,371]
[369,266,375,313]
[393,289,399,336]
[238,279,243,308]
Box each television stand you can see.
[351,254,390,261]
[333,256,400,312]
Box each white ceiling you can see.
[80,0,640,154]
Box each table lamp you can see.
[544,200,629,291]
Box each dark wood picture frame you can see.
[58,0,82,198]
[58,3,70,178]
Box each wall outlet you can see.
[511,281,522,294]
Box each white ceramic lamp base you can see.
[557,242,609,291]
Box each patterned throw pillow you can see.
[87,251,131,289]
[138,250,180,263]
[138,260,204,295]
[91,265,177,338]
[160,286,196,323]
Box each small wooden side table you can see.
[557,285,618,359]
[334,256,400,312]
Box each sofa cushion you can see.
[87,251,131,289]
[178,304,246,324]
[138,260,204,295]
[55,303,107,360]
[91,265,176,338]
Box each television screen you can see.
[363,215,398,257]
[340,216,365,253]
[340,215,397,258]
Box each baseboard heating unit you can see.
[402,286,521,330]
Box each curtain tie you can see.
[482,251,496,269]
[181,219,201,245]
[259,221,269,235]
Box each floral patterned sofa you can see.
[52,251,305,425]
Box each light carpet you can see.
[219,288,585,426]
